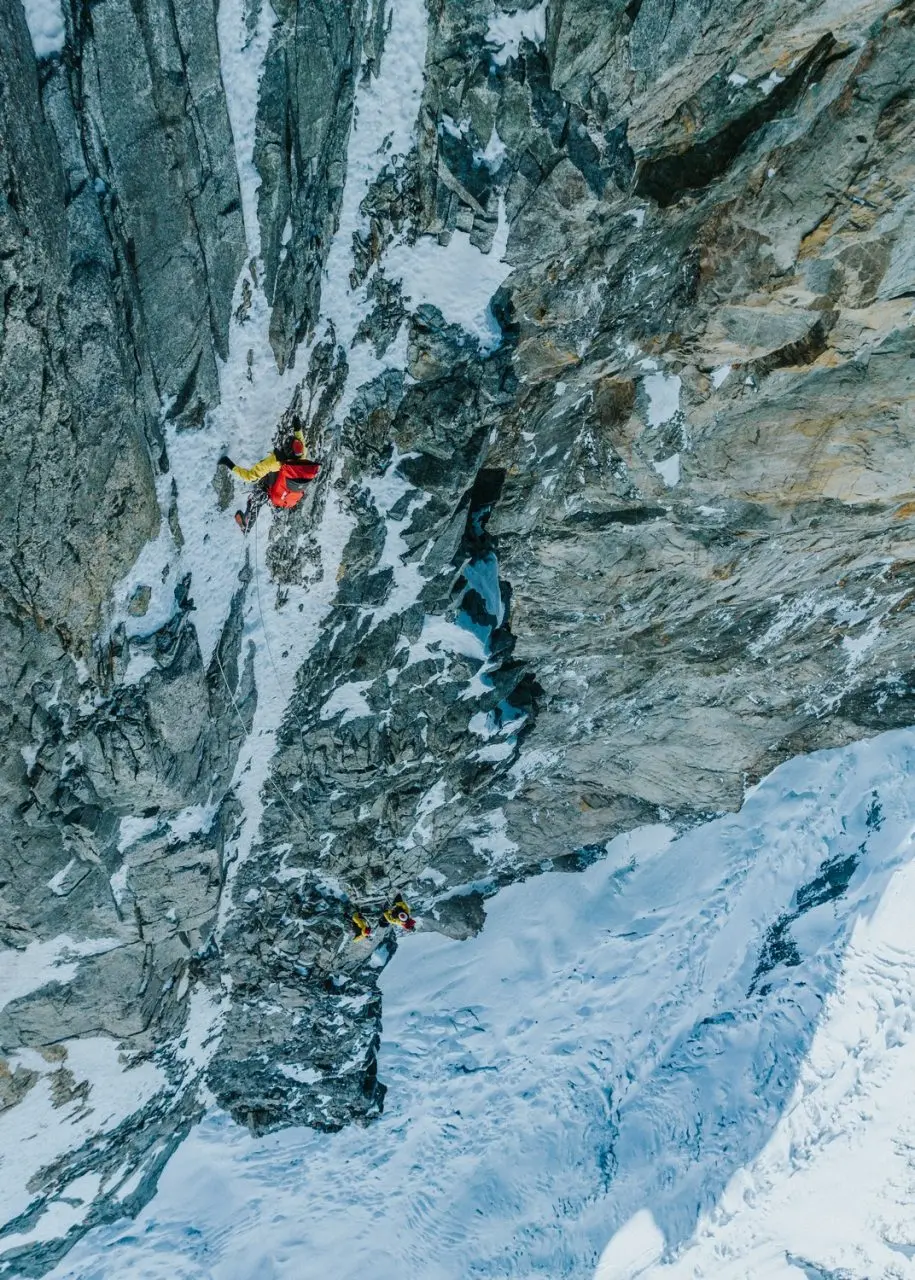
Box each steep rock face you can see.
[0,0,249,1267]
[256,0,375,369]
[3,0,915,1269]
[487,0,915,843]
[0,0,249,936]
[202,0,915,1133]
[69,0,246,424]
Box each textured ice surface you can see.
[46,729,915,1279]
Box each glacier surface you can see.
[46,728,915,1279]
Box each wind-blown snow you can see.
[609,846,915,1279]
[19,0,65,57]
[43,727,915,1279]
[595,1210,665,1280]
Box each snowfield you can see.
[47,728,915,1279]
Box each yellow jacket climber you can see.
[230,454,283,482]
[383,898,416,931]
[350,899,416,942]
[227,427,308,482]
[218,426,320,533]
[351,912,372,941]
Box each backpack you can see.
[267,461,320,509]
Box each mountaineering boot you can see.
[351,912,372,941]
[234,510,247,533]
[382,897,416,931]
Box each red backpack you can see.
[268,461,320,509]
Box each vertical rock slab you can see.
[256,0,370,370]
[0,0,160,646]
[75,0,246,425]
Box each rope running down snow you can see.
[252,510,316,805]
[211,633,311,837]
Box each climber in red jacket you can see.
[219,427,320,533]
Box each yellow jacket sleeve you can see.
[232,453,281,483]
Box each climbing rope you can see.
[252,517,286,695]
[212,631,311,838]
[252,516,315,805]
[248,514,406,918]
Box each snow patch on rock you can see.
[653,452,681,486]
[385,197,511,352]
[20,0,65,57]
[0,936,122,1015]
[320,681,374,725]
[643,371,682,427]
[486,1,548,64]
